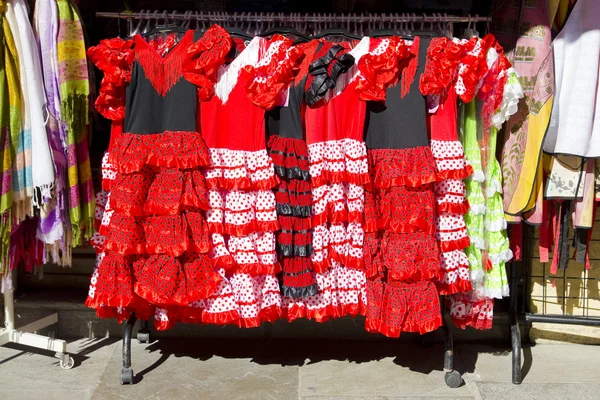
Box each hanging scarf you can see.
[57,0,94,247]
[8,0,56,210]
[34,0,70,264]
[0,3,12,277]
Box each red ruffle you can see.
[285,301,368,323]
[368,147,438,189]
[268,135,310,179]
[311,170,370,189]
[244,35,306,110]
[438,199,470,215]
[436,164,474,181]
[87,38,134,121]
[211,254,237,270]
[221,219,280,237]
[439,236,471,253]
[312,208,362,228]
[183,25,232,101]
[234,262,281,276]
[456,34,496,103]
[180,308,240,327]
[437,278,473,296]
[110,131,211,174]
[205,173,280,192]
[419,37,470,97]
[311,258,330,274]
[356,36,411,102]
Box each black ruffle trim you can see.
[276,203,312,217]
[306,44,355,106]
[274,165,311,181]
[282,283,320,299]
[278,243,314,257]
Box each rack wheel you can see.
[137,331,150,344]
[60,355,74,370]
[444,370,463,388]
[121,368,134,385]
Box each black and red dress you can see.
[360,36,444,337]
[85,26,231,326]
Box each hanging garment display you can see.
[85,23,521,333]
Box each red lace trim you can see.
[244,35,306,109]
[183,25,232,101]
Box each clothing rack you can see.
[510,227,600,384]
[0,270,74,370]
[93,9,487,387]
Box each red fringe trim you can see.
[401,36,420,99]
[134,31,192,97]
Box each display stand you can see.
[0,270,74,369]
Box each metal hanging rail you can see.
[95,11,492,24]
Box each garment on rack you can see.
[361,36,444,338]
[86,25,232,326]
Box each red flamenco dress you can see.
[420,37,475,297]
[163,34,303,328]
[85,26,230,327]
[283,38,371,321]
[360,36,444,337]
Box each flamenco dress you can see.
[360,36,443,337]
[285,38,371,322]
[264,39,320,301]
[160,34,305,329]
[85,27,230,327]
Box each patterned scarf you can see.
[57,0,94,247]
[4,1,32,222]
[34,0,70,265]
[1,7,20,277]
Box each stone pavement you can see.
[0,338,599,400]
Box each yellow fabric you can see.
[505,96,554,215]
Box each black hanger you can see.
[223,26,254,41]
[260,26,310,43]
[368,29,435,40]
[311,28,361,41]
[141,23,188,38]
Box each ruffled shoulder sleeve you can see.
[355,36,410,102]
[454,34,496,103]
[243,35,306,110]
[183,24,232,101]
[87,38,134,121]
[419,37,465,97]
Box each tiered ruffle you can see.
[268,136,318,299]
[363,148,443,338]
[86,131,222,320]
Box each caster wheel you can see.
[120,368,134,385]
[137,331,150,344]
[444,370,463,388]
[60,355,74,370]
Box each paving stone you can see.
[476,382,600,400]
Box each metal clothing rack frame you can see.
[95,9,492,387]
[1,270,74,369]
[510,225,600,384]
